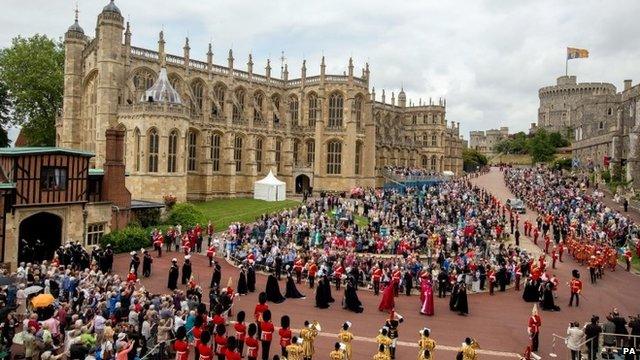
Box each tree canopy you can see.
[463,148,488,172]
[492,129,569,164]
[0,34,64,146]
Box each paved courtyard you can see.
[113,168,640,359]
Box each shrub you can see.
[165,203,204,229]
[163,194,177,210]
[100,225,150,254]
[134,208,161,228]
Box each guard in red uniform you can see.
[153,233,163,257]
[568,269,582,307]
[372,265,383,295]
[551,247,558,269]
[207,220,215,246]
[333,264,345,290]
[293,257,304,284]
[234,311,247,356]
[278,315,292,357]
[197,330,214,360]
[207,245,216,267]
[245,324,260,360]
[214,324,228,360]
[624,248,633,272]
[544,235,551,254]
[558,242,564,262]
[307,261,318,289]
[224,337,242,360]
[532,227,539,245]
[527,305,542,353]
[260,310,274,360]
[173,326,190,360]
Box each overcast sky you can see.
[3,0,640,141]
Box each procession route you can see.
[314,330,522,358]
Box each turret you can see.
[183,37,190,71]
[371,87,376,101]
[247,53,254,75]
[60,6,86,148]
[94,0,124,165]
[158,31,166,67]
[283,63,289,81]
[207,43,213,72]
[320,56,326,83]
[381,89,386,104]
[301,59,307,79]
[265,59,272,79]
[348,57,354,78]
[124,21,131,47]
[398,85,406,108]
[227,49,234,74]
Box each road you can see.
[113,168,640,359]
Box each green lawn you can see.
[192,198,300,231]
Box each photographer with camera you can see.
[566,321,586,360]
[584,316,602,360]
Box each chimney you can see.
[102,128,132,230]
[624,79,632,91]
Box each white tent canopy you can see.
[253,171,287,201]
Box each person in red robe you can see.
[419,275,434,316]
[378,278,397,313]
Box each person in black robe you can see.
[343,276,363,313]
[247,265,256,293]
[142,250,153,277]
[455,282,469,315]
[129,251,140,277]
[449,282,459,311]
[210,261,222,291]
[237,266,248,295]
[522,277,540,302]
[540,281,560,311]
[104,245,114,273]
[285,270,305,299]
[403,271,413,296]
[181,256,192,285]
[264,274,285,303]
[322,274,335,304]
[315,275,331,309]
[167,259,179,290]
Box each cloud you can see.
[2,0,640,140]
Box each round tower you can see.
[94,0,125,167]
[398,87,407,108]
[60,8,87,148]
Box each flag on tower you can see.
[567,47,589,60]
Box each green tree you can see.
[549,132,570,148]
[528,129,556,163]
[0,35,64,146]
[0,81,12,147]
[463,148,488,172]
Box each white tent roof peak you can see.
[255,170,286,185]
[141,67,182,104]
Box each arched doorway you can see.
[18,212,62,263]
[295,174,311,194]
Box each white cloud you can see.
[2,0,640,139]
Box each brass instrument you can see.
[470,338,480,349]
[311,320,322,332]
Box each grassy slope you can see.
[191,198,300,231]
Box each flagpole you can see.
[565,57,568,76]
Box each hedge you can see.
[165,203,205,229]
[99,226,150,254]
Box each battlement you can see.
[539,76,616,98]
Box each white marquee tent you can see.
[253,171,287,201]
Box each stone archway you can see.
[18,212,62,263]
[295,174,311,194]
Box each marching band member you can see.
[338,322,354,360]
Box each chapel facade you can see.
[59,0,464,202]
